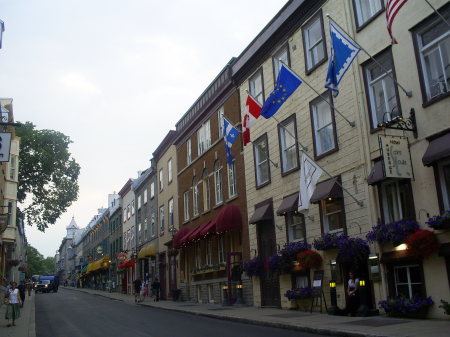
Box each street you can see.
[35,288,327,337]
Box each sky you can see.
[0,0,288,257]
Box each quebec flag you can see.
[223,117,240,165]
[325,21,361,97]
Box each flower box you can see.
[313,233,346,250]
[379,296,433,319]
[366,219,419,246]
[426,211,450,230]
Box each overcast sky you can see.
[0,0,288,257]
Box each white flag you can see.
[298,153,323,211]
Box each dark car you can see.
[34,275,59,293]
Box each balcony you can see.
[1,226,16,242]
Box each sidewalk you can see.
[63,286,450,337]
[0,291,36,337]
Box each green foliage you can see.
[16,122,80,231]
[26,244,55,275]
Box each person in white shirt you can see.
[5,281,21,327]
[346,271,360,316]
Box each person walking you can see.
[151,278,160,302]
[133,278,141,303]
[26,279,32,296]
[17,281,26,307]
[5,282,21,327]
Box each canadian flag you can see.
[242,95,262,146]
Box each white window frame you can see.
[253,135,270,187]
[311,96,336,157]
[187,139,192,164]
[273,44,289,80]
[150,182,155,199]
[286,213,305,242]
[127,205,131,220]
[353,0,383,28]
[168,198,174,228]
[197,120,211,156]
[151,213,156,237]
[203,171,210,212]
[143,189,148,204]
[193,180,201,216]
[217,107,224,138]
[278,115,298,173]
[183,191,190,221]
[249,68,264,105]
[159,169,164,191]
[321,199,344,234]
[214,161,223,205]
[137,195,141,210]
[131,200,135,216]
[227,161,237,198]
[302,12,326,72]
[394,264,422,299]
[168,159,173,183]
[123,208,127,222]
[9,155,16,180]
[159,205,165,234]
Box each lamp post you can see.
[327,280,341,315]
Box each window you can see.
[168,159,173,183]
[197,121,211,155]
[143,189,148,204]
[394,265,423,298]
[253,134,270,187]
[310,93,337,158]
[218,236,225,264]
[130,226,135,245]
[193,177,201,216]
[437,158,450,210]
[183,191,190,221]
[144,218,148,240]
[412,7,450,104]
[168,198,174,229]
[286,213,305,242]
[151,213,156,237]
[131,200,135,216]
[272,44,290,81]
[159,169,164,191]
[380,180,415,224]
[206,240,213,265]
[320,198,345,234]
[278,114,299,174]
[137,195,141,210]
[127,205,131,220]
[227,161,237,198]
[150,182,155,199]
[249,68,264,104]
[138,223,142,244]
[353,0,384,29]
[159,205,165,234]
[10,156,16,180]
[187,139,192,164]
[302,11,327,74]
[202,169,210,212]
[214,161,223,205]
[195,242,201,268]
[363,49,401,129]
[123,208,127,222]
[217,107,224,138]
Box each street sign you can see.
[0,132,12,162]
[379,135,413,179]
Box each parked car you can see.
[34,275,59,293]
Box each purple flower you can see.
[313,233,347,250]
[284,287,312,300]
[426,210,450,229]
[337,237,370,263]
[243,257,264,277]
[379,296,434,314]
[279,241,311,259]
[366,219,419,245]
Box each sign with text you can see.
[379,135,413,179]
[0,132,12,162]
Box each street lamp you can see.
[357,279,369,316]
[327,280,340,315]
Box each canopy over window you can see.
[138,243,157,259]
[422,132,450,166]
[367,161,385,185]
[277,193,299,215]
[249,203,272,224]
[173,226,190,249]
[216,205,242,233]
[310,177,342,203]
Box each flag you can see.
[260,64,302,119]
[223,117,240,165]
[298,153,323,211]
[0,20,4,49]
[325,21,361,97]
[386,0,409,44]
[242,95,262,146]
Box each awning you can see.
[187,222,210,242]
[277,193,299,215]
[138,243,157,259]
[81,264,89,273]
[310,177,343,203]
[87,256,110,273]
[367,161,385,185]
[249,203,272,224]
[200,219,217,236]
[118,259,136,269]
[216,205,242,233]
[173,226,191,249]
[422,132,450,166]
[439,243,450,257]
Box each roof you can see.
[131,166,155,191]
[118,178,134,197]
[66,217,78,229]
[152,130,177,161]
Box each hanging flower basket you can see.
[405,230,439,259]
[243,257,264,278]
[337,237,370,263]
[426,210,450,230]
[366,219,419,246]
[313,233,346,250]
[279,241,311,261]
[267,254,292,274]
[296,250,322,269]
[379,296,433,318]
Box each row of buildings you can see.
[56,0,450,318]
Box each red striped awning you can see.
[173,226,191,249]
[216,205,242,233]
[200,220,217,236]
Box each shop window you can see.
[394,265,423,298]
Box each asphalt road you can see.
[35,288,328,337]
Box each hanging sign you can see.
[0,132,12,162]
[379,135,413,179]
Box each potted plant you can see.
[379,296,434,318]
[313,233,346,250]
[296,250,322,269]
[426,210,450,230]
[337,237,370,264]
[284,287,312,311]
[366,219,419,246]
[243,257,264,278]
[406,230,439,259]
[267,254,291,274]
[439,300,450,315]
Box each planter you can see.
[290,298,311,311]
[429,218,450,230]
[426,211,450,230]
[385,306,429,319]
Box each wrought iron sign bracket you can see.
[377,108,418,139]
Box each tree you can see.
[26,244,55,275]
[16,122,80,231]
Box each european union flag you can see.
[260,64,302,119]
[223,117,240,165]
[325,21,361,97]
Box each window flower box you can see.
[366,219,419,246]
[313,233,346,250]
[379,296,434,319]
[426,210,450,230]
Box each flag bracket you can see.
[377,108,418,139]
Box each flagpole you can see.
[424,0,450,29]
[326,14,413,98]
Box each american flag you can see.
[386,0,409,44]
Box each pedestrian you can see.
[133,278,141,303]
[139,280,146,302]
[345,271,360,316]
[151,278,160,302]
[18,281,26,307]
[5,281,21,327]
[26,279,32,296]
